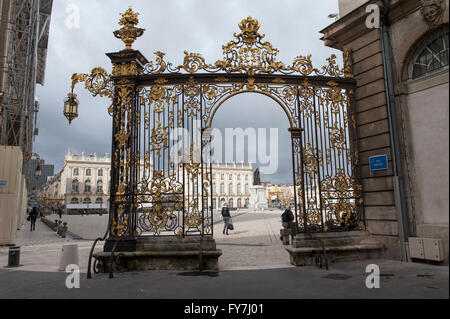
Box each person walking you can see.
[58,207,62,219]
[280,206,295,242]
[28,207,39,232]
[221,203,232,235]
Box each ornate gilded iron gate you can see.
[69,9,365,242]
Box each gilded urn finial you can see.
[113,6,145,50]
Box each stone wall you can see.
[346,28,402,259]
[321,0,449,262]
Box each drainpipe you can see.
[380,0,410,261]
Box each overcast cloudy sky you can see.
[34,0,342,184]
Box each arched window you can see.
[72,179,79,193]
[237,198,242,208]
[229,198,234,208]
[71,198,79,204]
[410,31,449,80]
[83,197,91,204]
[84,180,91,193]
[95,197,103,204]
[96,180,103,193]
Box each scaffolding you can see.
[0,0,53,191]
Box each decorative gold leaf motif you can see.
[272,77,286,84]
[302,142,323,180]
[321,171,363,229]
[179,51,208,73]
[115,129,130,149]
[184,77,201,117]
[289,54,318,75]
[151,121,168,156]
[329,122,348,156]
[214,76,229,82]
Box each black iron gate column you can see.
[104,49,149,252]
[289,128,307,233]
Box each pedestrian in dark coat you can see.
[29,207,39,232]
[281,206,295,241]
[221,203,231,235]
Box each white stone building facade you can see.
[41,150,254,211]
[40,150,112,210]
[211,163,253,209]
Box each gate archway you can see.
[69,8,365,248]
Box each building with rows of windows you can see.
[211,163,253,209]
[39,150,254,212]
[39,150,112,211]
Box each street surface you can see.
[0,209,448,299]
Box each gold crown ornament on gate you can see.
[113,6,146,50]
[236,16,263,45]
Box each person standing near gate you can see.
[28,207,39,232]
[280,206,295,241]
[221,203,231,235]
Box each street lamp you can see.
[63,93,79,125]
[35,162,42,178]
[31,152,42,179]
[0,91,4,117]
[24,152,42,178]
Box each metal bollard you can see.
[61,222,68,238]
[7,246,21,267]
[57,220,62,235]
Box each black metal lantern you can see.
[0,91,4,116]
[63,93,79,124]
[35,163,42,178]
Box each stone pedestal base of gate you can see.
[286,231,385,266]
[94,236,222,273]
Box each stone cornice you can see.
[320,0,423,50]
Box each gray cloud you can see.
[34,0,341,184]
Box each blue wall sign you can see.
[369,155,388,171]
[0,181,7,188]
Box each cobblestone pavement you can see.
[213,210,293,270]
[0,209,292,271]
[0,218,74,252]
[0,210,448,299]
